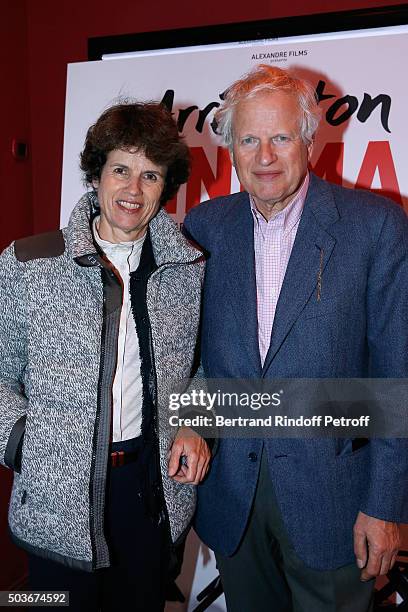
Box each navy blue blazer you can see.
[184,173,408,570]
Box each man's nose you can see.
[256,142,278,166]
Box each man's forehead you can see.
[232,91,302,129]
[236,90,299,112]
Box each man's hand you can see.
[353,511,401,581]
[168,427,211,484]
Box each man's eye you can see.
[271,135,292,145]
[240,137,257,146]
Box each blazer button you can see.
[248,452,258,462]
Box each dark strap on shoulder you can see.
[14,230,65,262]
[129,230,158,441]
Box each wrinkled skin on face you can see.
[93,148,166,243]
[232,90,313,220]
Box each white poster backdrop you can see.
[62,26,408,611]
[62,27,408,228]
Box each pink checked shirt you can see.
[251,173,310,365]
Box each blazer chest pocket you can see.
[301,296,354,321]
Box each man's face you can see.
[232,90,313,219]
[92,148,166,243]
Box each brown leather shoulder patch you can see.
[14,230,65,262]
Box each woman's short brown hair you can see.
[80,102,190,204]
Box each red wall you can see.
[0,0,31,589]
[0,0,32,252]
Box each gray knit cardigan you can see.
[0,194,205,571]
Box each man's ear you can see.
[229,148,235,167]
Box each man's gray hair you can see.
[214,64,321,148]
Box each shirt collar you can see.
[250,172,309,235]
[92,216,146,255]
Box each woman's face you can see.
[92,148,167,243]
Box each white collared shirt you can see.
[93,218,145,442]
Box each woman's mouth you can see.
[117,200,142,210]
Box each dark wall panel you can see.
[0,0,32,251]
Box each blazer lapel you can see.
[221,193,262,374]
[262,175,339,373]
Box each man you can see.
[184,65,408,611]
[0,102,210,611]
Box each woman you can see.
[0,102,210,611]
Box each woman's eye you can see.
[113,167,127,176]
[143,172,159,182]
